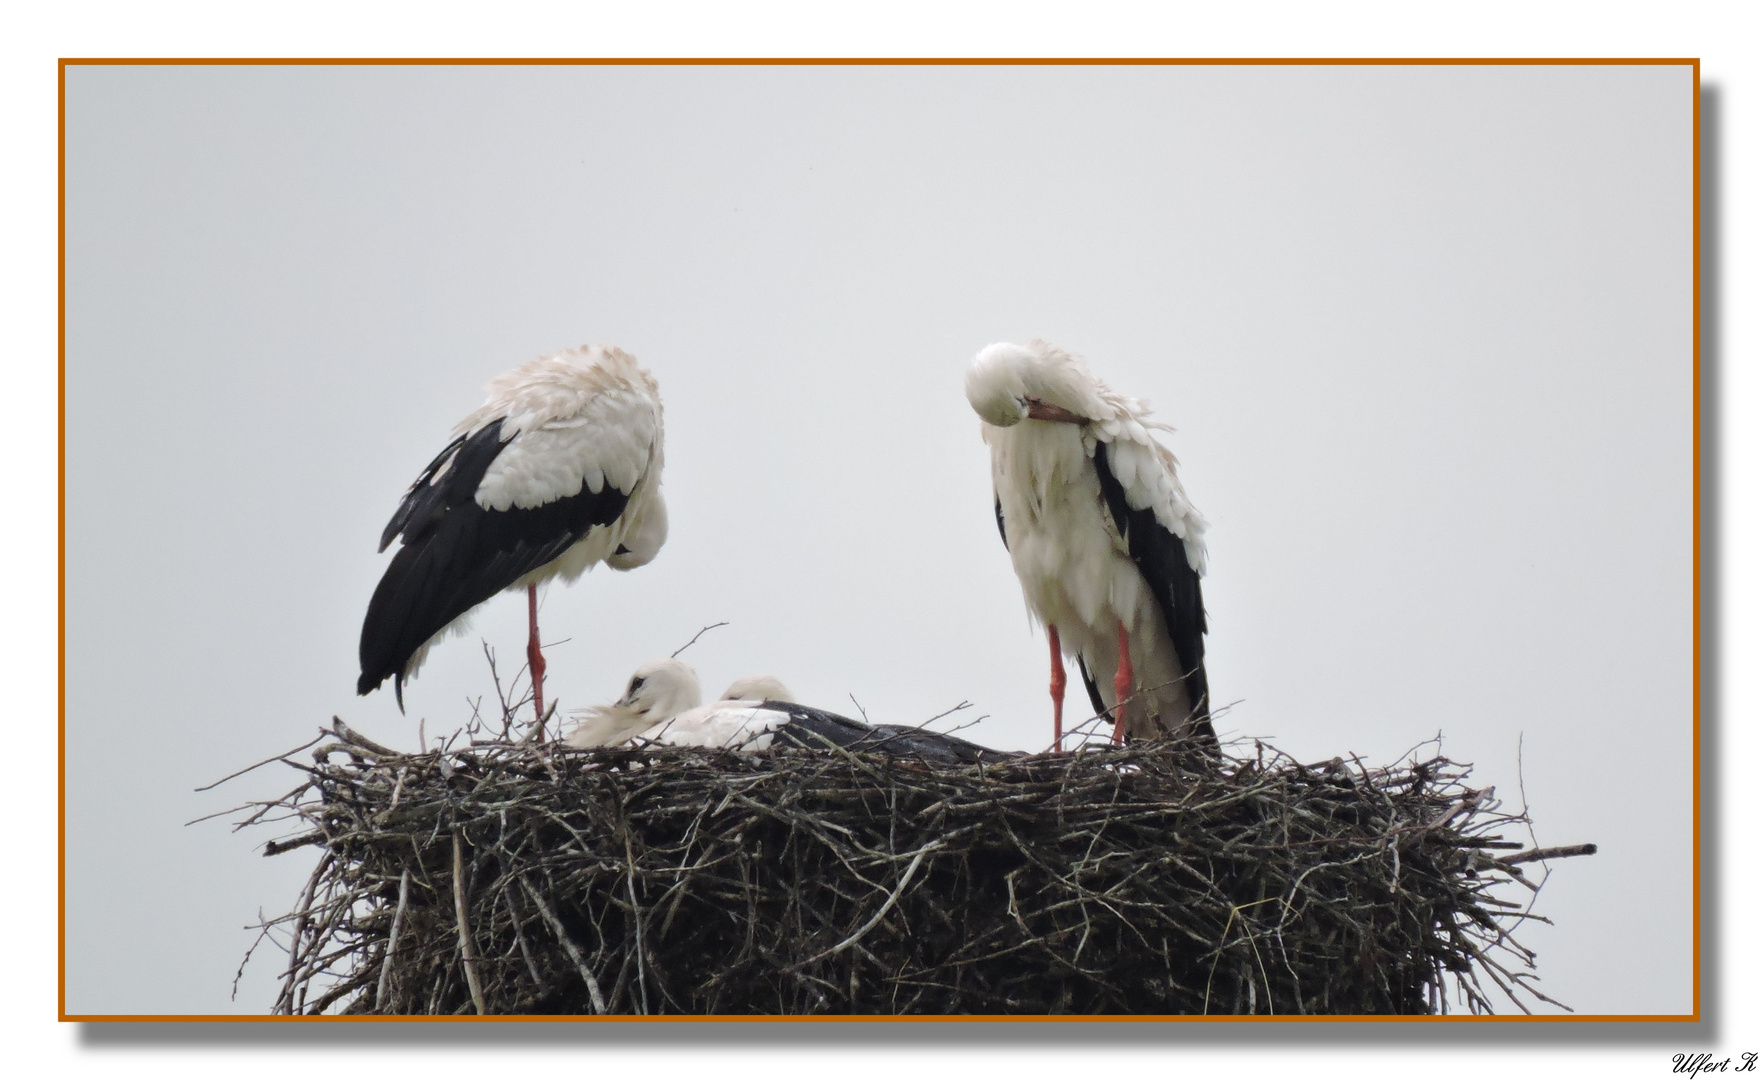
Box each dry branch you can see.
[245,721,1590,1016]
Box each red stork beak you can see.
[1024,397,1088,425]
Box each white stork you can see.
[358,345,667,718]
[965,340,1216,753]
[565,660,1012,763]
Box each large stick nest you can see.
[238,719,1590,1016]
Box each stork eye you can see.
[628,676,645,696]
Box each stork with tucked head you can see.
[720,675,795,703]
[966,340,1216,754]
[566,662,1013,764]
[358,345,667,719]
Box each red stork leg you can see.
[1048,625,1067,753]
[527,583,547,725]
[1111,619,1134,746]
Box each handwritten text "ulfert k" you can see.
[1674,1053,1758,1077]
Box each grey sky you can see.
[63,63,1694,1015]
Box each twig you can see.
[380,768,407,821]
[521,877,608,1014]
[331,718,403,758]
[195,734,325,792]
[625,832,650,1014]
[275,852,330,1015]
[919,701,974,728]
[1497,844,1598,866]
[263,832,325,857]
[453,834,487,1015]
[375,869,411,1012]
[795,841,940,967]
[671,621,730,659]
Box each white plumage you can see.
[359,345,666,713]
[645,703,802,751]
[563,661,801,751]
[461,352,664,515]
[966,340,1215,751]
[563,658,705,748]
[720,675,795,703]
[565,661,1012,764]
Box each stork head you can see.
[721,675,794,703]
[563,656,702,748]
[965,340,1093,428]
[607,494,669,570]
[618,657,703,722]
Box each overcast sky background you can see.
[63,62,1693,1016]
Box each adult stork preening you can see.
[358,345,667,717]
[966,340,1216,753]
[565,659,1013,764]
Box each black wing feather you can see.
[1091,441,1216,746]
[358,418,632,700]
[378,432,469,553]
[1074,654,1113,726]
[761,703,1020,764]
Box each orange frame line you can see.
[57,55,1703,1025]
[59,56,1697,66]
